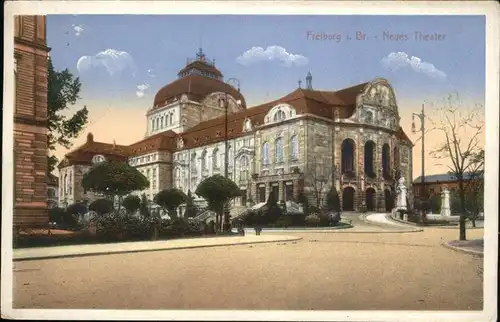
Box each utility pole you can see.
[412,103,426,222]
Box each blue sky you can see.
[47,14,485,107]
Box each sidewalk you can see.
[442,239,484,257]
[363,213,423,232]
[13,235,302,261]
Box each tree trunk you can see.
[471,219,476,228]
[458,179,467,241]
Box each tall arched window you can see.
[240,156,249,181]
[290,135,299,160]
[227,145,233,168]
[382,143,391,178]
[161,116,164,128]
[175,168,181,188]
[273,109,286,122]
[275,137,284,163]
[364,141,376,178]
[212,148,219,169]
[190,153,197,173]
[200,150,207,171]
[341,139,356,175]
[169,113,173,125]
[262,142,270,165]
[156,118,160,130]
[151,119,155,130]
[64,173,68,194]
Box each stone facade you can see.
[58,51,413,215]
[13,15,50,229]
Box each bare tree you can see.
[430,93,484,240]
[304,159,334,209]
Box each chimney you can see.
[87,132,94,143]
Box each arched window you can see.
[290,135,299,160]
[175,168,181,188]
[212,148,219,169]
[64,173,68,195]
[364,141,376,178]
[190,153,197,172]
[341,139,356,176]
[262,142,270,165]
[273,109,286,122]
[156,118,160,130]
[227,145,233,168]
[200,150,207,171]
[68,171,72,194]
[382,143,391,178]
[151,119,155,130]
[275,137,284,163]
[240,156,249,181]
[169,113,173,125]
[161,116,164,128]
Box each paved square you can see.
[13,227,483,310]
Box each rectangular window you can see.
[152,169,157,189]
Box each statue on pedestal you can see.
[396,176,408,219]
[440,188,451,217]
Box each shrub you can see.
[184,190,198,218]
[324,187,341,213]
[49,207,66,224]
[122,195,141,215]
[428,194,442,214]
[66,203,88,216]
[89,199,114,215]
[305,214,321,226]
[275,215,293,228]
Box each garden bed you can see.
[13,230,235,249]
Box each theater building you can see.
[58,48,413,215]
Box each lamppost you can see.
[219,77,241,233]
[411,103,426,221]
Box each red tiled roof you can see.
[128,130,177,156]
[58,133,129,168]
[152,74,247,109]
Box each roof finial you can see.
[298,79,302,89]
[197,47,205,62]
[113,139,116,149]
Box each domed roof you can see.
[152,74,247,109]
[152,48,247,109]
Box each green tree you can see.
[154,188,187,219]
[139,193,151,219]
[122,195,141,216]
[82,161,149,211]
[48,207,66,224]
[323,187,341,213]
[89,198,114,215]
[184,190,198,218]
[195,175,241,232]
[47,57,89,174]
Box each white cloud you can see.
[381,52,447,80]
[236,46,309,67]
[77,49,137,76]
[136,83,150,98]
[71,24,84,36]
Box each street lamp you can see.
[412,103,426,221]
[218,77,240,233]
